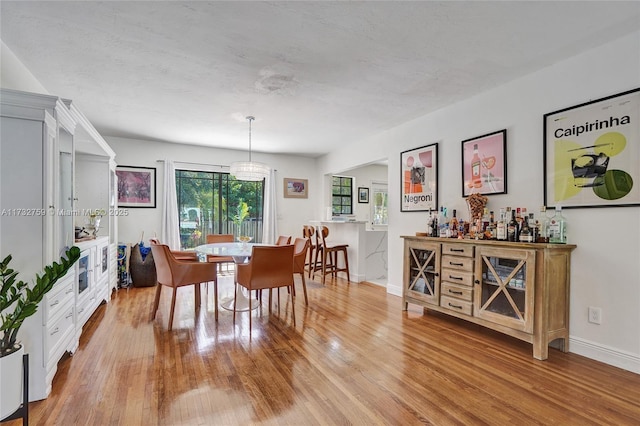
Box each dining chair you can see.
[234,245,295,335]
[149,237,199,261]
[276,235,292,245]
[205,234,235,274]
[150,243,219,330]
[318,226,350,285]
[292,237,309,305]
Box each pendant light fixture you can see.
[230,116,270,181]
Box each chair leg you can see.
[290,285,296,326]
[300,273,308,305]
[249,289,252,338]
[195,283,201,309]
[152,284,162,320]
[342,248,351,283]
[321,249,327,285]
[168,287,178,331]
[213,277,218,322]
[233,283,237,324]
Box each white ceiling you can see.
[2,1,639,158]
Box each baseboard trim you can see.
[386,284,402,297]
[569,336,640,374]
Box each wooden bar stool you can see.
[318,225,350,285]
[303,225,320,279]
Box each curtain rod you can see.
[156,159,229,169]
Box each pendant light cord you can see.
[247,115,255,162]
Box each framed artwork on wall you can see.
[461,129,507,197]
[543,88,639,208]
[400,143,438,212]
[115,166,156,208]
[283,178,308,198]
[358,187,369,203]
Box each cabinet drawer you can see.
[440,295,473,316]
[442,254,474,272]
[442,243,474,258]
[45,274,75,322]
[441,282,473,302]
[441,268,474,287]
[46,304,75,362]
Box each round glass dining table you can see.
[194,242,272,311]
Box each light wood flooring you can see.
[9,273,640,425]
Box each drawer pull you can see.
[449,262,463,267]
[65,288,74,294]
[50,300,60,307]
[50,327,60,336]
[474,280,480,284]
[448,290,463,295]
[78,308,84,314]
[65,312,73,319]
[449,248,464,253]
[448,302,463,309]
[449,275,463,280]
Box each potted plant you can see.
[0,246,80,419]
[232,200,251,247]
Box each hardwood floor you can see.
[10,273,640,425]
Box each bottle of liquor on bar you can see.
[426,208,433,236]
[519,213,533,242]
[450,209,459,238]
[488,210,496,239]
[529,213,537,242]
[548,206,567,244]
[496,208,507,240]
[507,208,518,242]
[536,206,549,243]
[431,212,439,237]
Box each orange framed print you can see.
[544,88,639,208]
[400,143,438,212]
[461,129,507,197]
[283,178,308,198]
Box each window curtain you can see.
[262,168,278,244]
[161,159,181,250]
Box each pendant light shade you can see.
[230,116,269,181]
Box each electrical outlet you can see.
[588,306,602,324]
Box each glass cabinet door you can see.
[475,247,535,333]
[405,242,440,305]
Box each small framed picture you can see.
[358,187,369,203]
[115,166,156,208]
[461,129,507,197]
[283,178,308,198]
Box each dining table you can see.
[195,242,272,311]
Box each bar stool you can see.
[318,225,350,285]
[303,225,319,279]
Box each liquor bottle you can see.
[471,144,482,188]
[488,210,496,239]
[529,213,537,242]
[450,209,459,238]
[426,208,433,236]
[548,206,567,244]
[519,214,533,242]
[537,206,549,243]
[507,208,518,242]
[431,213,439,237]
[496,208,507,241]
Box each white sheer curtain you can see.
[262,168,278,244]
[161,159,181,250]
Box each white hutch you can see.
[0,89,118,401]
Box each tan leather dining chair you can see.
[150,243,219,330]
[292,237,309,305]
[234,245,295,335]
[276,235,292,245]
[205,234,235,273]
[149,237,198,261]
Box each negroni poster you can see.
[544,88,639,208]
[401,143,438,212]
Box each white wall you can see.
[340,164,388,224]
[106,136,319,245]
[319,31,640,373]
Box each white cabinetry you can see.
[1,89,117,401]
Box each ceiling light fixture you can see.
[230,116,269,181]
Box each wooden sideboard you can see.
[402,236,576,360]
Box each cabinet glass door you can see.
[475,247,534,332]
[406,244,440,305]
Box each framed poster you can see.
[400,143,438,212]
[461,129,507,197]
[283,178,308,198]
[115,166,156,208]
[358,187,369,203]
[544,88,639,208]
